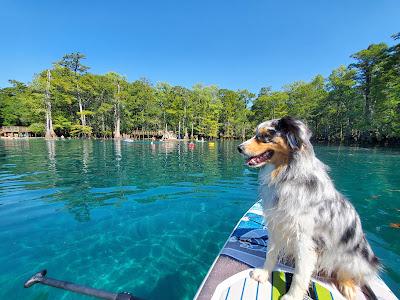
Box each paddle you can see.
[24,269,141,300]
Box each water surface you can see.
[0,140,399,299]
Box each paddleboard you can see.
[194,201,398,300]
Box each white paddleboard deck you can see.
[195,201,397,300]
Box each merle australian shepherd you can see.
[238,116,380,300]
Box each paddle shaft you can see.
[40,276,118,299]
[24,270,136,300]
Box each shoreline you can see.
[2,136,400,148]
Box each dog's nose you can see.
[237,145,244,153]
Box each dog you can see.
[238,116,380,300]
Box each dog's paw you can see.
[280,294,295,300]
[250,268,269,283]
[338,281,356,300]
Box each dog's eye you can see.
[256,129,276,143]
[256,134,272,143]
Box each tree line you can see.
[0,33,399,143]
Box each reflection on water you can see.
[114,139,122,162]
[0,140,399,299]
[46,140,56,173]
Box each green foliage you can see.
[53,116,72,135]
[251,90,288,122]
[70,125,93,137]
[350,43,388,130]
[218,89,253,138]
[78,110,95,117]
[1,34,399,143]
[28,123,45,135]
[101,130,113,138]
[321,66,361,140]
[56,52,89,74]
[0,80,43,126]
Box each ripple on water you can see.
[0,140,399,299]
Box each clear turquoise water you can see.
[0,140,399,299]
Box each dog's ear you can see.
[277,116,310,150]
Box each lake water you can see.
[0,139,399,299]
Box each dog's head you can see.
[238,116,312,168]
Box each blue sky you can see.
[1,0,399,93]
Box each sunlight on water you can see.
[0,140,399,299]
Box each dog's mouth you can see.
[246,150,274,167]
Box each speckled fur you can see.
[239,117,380,300]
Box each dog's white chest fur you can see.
[258,165,304,254]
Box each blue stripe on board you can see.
[255,281,260,300]
[225,287,231,300]
[240,278,247,300]
[270,272,274,300]
[313,283,319,300]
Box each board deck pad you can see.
[210,269,345,300]
[195,201,398,300]
[221,201,267,268]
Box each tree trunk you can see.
[101,115,105,138]
[340,124,343,141]
[114,82,121,139]
[76,81,86,127]
[364,69,372,126]
[78,98,86,126]
[183,101,187,136]
[45,70,56,139]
